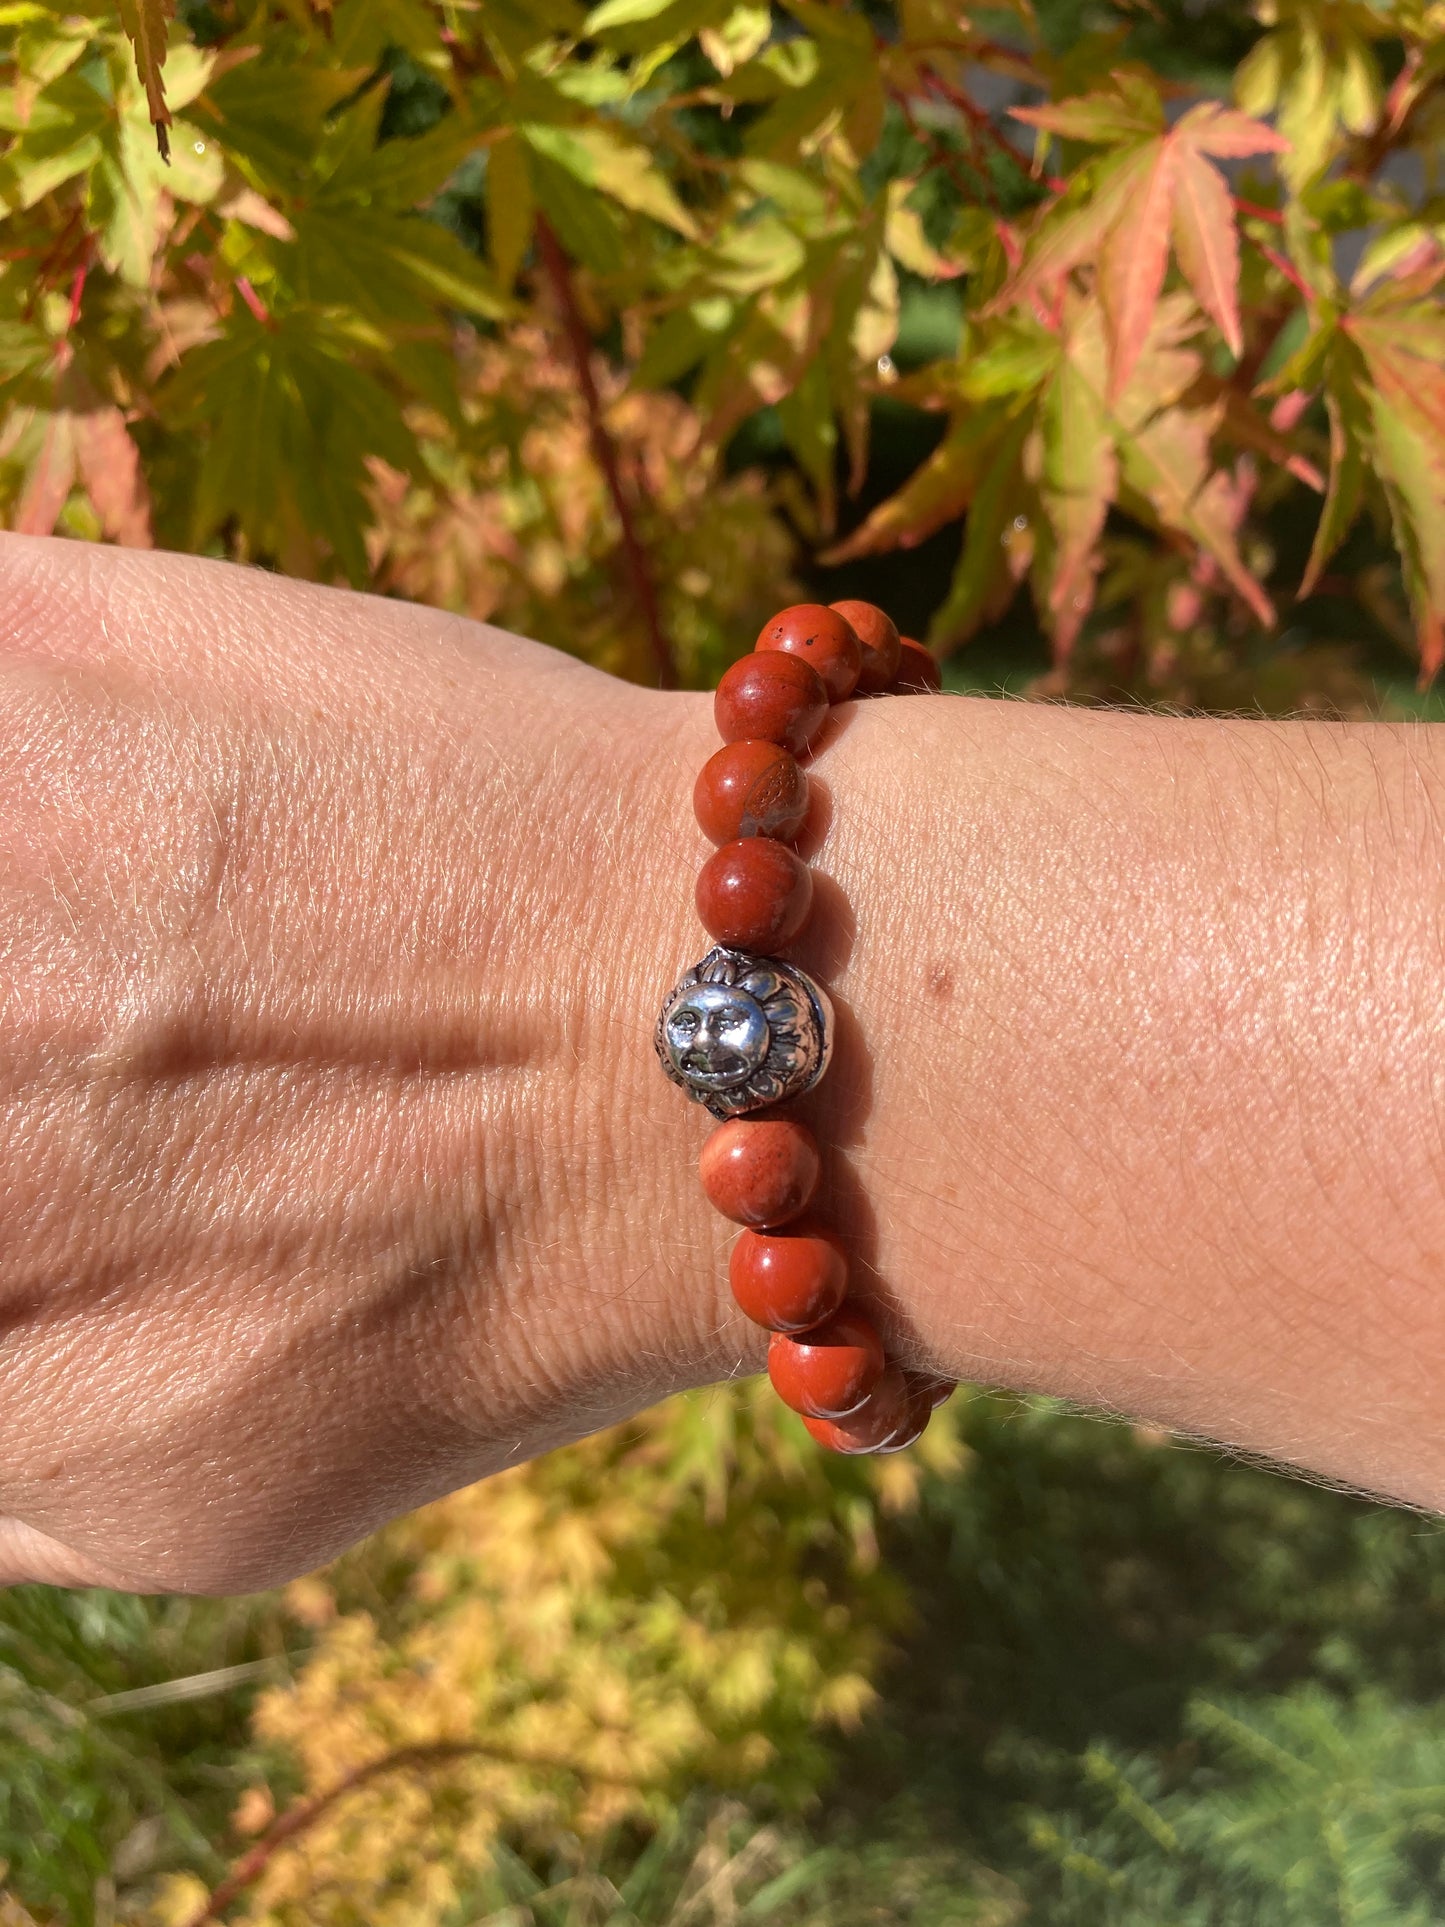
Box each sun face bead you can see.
[715,652,830,756]
[696,837,813,952]
[755,603,863,703]
[829,599,901,695]
[768,1306,885,1419]
[699,1117,821,1228]
[729,1224,848,1332]
[694,741,809,846]
[656,947,834,1119]
[891,636,943,694]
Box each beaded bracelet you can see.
[655,600,953,1455]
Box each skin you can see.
[3,532,1445,1594]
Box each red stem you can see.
[922,70,1060,191]
[1256,241,1314,305]
[1235,196,1284,227]
[535,217,677,689]
[65,261,88,332]
[892,86,995,212]
[234,275,272,327]
[181,1738,635,1926]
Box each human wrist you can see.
[632,677,1445,1505]
[778,694,1445,1504]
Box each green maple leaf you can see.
[164,307,422,584]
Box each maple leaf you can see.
[73,408,153,547]
[1345,306,1445,681]
[1298,339,1370,602]
[1000,89,1287,396]
[1103,291,1274,628]
[1119,403,1275,628]
[1097,135,1179,402]
[13,411,76,536]
[1036,304,1118,661]
[117,0,175,161]
[819,407,1018,563]
[926,413,1036,651]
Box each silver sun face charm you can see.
[655,946,834,1119]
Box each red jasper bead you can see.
[829,599,900,694]
[694,741,808,845]
[768,1306,885,1420]
[695,837,812,952]
[699,1117,821,1228]
[729,1224,847,1332]
[909,1372,956,1409]
[715,652,829,756]
[801,1362,915,1453]
[755,604,862,703]
[891,635,943,694]
[876,1376,934,1453]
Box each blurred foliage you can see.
[5,1,1445,1923]
[6,1391,1445,1924]
[1,0,1443,703]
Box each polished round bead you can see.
[695,837,813,952]
[802,1363,915,1453]
[767,1306,884,1419]
[891,635,943,694]
[699,1117,821,1228]
[910,1371,956,1409]
[729,1223,847,1332]
[694,741,808,846]
[875,1374,935,1452]
[755,604,862,703]
[829,599,900,694]
[715,652,829,756]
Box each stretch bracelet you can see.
[656,600,954,1455]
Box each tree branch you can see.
[181,1738,639,1926]
[535,217,678,689]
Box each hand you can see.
[0,533,751,1591]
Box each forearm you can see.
[5,532,1445,1597]
[653,693,1445,1506]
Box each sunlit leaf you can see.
[73,407,152,547]
[164,307,423,584]
[12,409,75,535]
[197,57,371,185]
[116,0,173,159]
[1011,88,1161,146]
[1299,341,1370,599]
[525,142,627,276]
[884,179,966,281]
[699,2,771,75]
[1347,306,1445,678]
[987,145,1155,324]
[926,413,1035,651]
[1037,302,1117,659]
[522,121,697,237]
[1118,402,1274,627]
[1171,143,1243,357]
[1097,136,1177,400]
[1179,100,1289,162]
[486,131,534,294]
[293,207,507,323]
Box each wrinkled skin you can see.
[0,535,754,1590]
